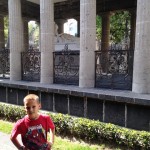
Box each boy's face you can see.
[24,99,41,120]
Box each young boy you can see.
[10,94,55,150]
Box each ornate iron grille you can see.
[95,50,134,90]
[53,44,79,85]
[21,48,40,81]
[0,49,10,78]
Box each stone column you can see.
[74,16,80,37]
[101,12,110,50]
[40,0,54,83]
[132,0,150,93]
[101,12,111,73]
[79,0,96,87]
[6,28,10,49]
[55,19,66,34]
[77,19,80,37]
[23,18,29,50]
[36,21,41,51]
[0,15,5,49]
[8,0,24,81]
[129,10,136,50]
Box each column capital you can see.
[55,19,67,24]
[129,8,136,15]
[22,17,31,22]
[74,16,80,21]
[99,11,113,18]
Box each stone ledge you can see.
[0,79,150,106]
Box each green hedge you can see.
[0,102,150,149]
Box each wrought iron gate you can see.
[95,50,134,90]
[21,48,40,81]
[53,44,79,85]
[0,49,10,78]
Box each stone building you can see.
[0,0,150,131]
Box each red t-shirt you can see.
[11,114,55,150]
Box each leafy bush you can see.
[0,102,150,149]
[0,103,25,121]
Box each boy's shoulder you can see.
[16,116,26,123]
[40,114,50,119]
[40,114,53,122]
[15,116,27,126]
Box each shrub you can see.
[0,103,25,121]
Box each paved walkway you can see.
[0,132,22,150]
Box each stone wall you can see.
[0,80,149,131]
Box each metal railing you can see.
[21,48,41,81]
[0,46,134,90]
[0,48,10,78]
[53,44,79,85]
[95,49,134,90]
